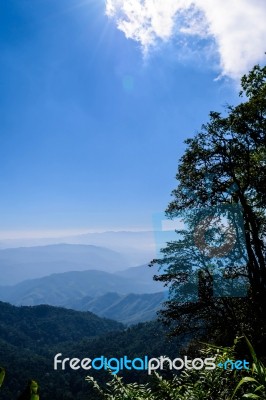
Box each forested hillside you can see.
[0,302,184,399]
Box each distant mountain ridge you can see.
[0,266,163,303]
[0,243,129,285]
[0,266,165,324]
[0,243,165,324]
[0,230,157,266]
[66,291,164,325]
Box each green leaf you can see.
[30,395,39,400]
[239,377,258,384]
[254,385,265,392]
[231,377,258,399]
[0,368,5,388]
[244,336,259,365]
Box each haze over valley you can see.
[0,234,164,325]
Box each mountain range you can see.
[0,230,158,266]
[0,265,165,324]
[0,243,129,285]
[0,300,123,348]
[0,301,185,400]
[64,291,164,325]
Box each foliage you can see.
[150,62,266,345]
[17,380,40,400]
[232,336,266,399]
[0,301,123,349]
[0,300,185,400]
[0,367,5,388]
[0,368,39,400]
[86,340,244,400]
[87,374,154,400]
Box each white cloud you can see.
[105,0,266,78]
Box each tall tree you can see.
[151,63,266,343]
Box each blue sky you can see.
[0,0,265,237]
